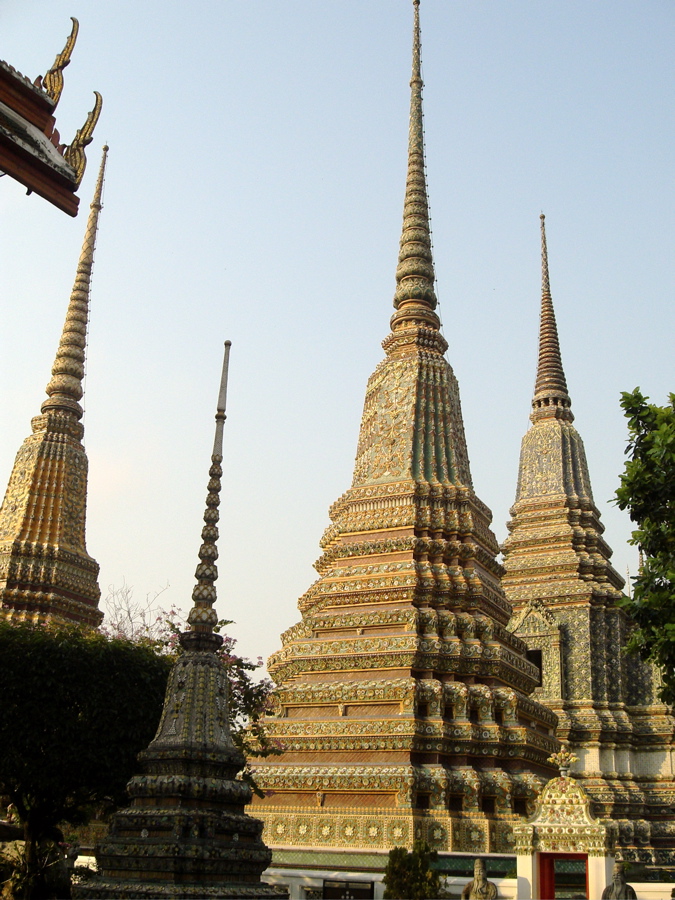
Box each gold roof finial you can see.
[183,342,232,652]
[42,17,79,106]
[64,91,103,187]
[42,145,108,420]
[393,0,437,314]
[532,214,573,421]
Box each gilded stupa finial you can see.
[532,214,573,422]
[182,342,232,652]
[42,17,79,106]
[42,145,108,421]
[392,0,438,317]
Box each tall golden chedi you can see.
[502,215,675,869]
[253,0,558,868]
[0,147,108,628]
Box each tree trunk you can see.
[21,819,38,899]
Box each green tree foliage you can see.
[0,593,278,897]
[382,843,443,900]
[0,620,171,897]
[215,628,280,789]
[616,388,675,703]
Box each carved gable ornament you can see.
[508,598,558,637]
[507,599,564,700]
[513,775,616,857]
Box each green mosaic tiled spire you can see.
[183,340,231,651]
[86,344,282,899]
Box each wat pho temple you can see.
[1,2,674,899]
[249,0,675,893]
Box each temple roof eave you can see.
[0,59,57,109]
[0,99,76,182]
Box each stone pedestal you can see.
[79,649,284,899]
[77,428,286,898]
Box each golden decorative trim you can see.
[64,91,103,186]
[42,17,79,106]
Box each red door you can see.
[539,853,588,899]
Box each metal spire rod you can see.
[213,340,231,457]
[185,342,232,643]
[541,212,551,297]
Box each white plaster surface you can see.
[632,749,672,777]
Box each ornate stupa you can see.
[86,343,284,899]
[252,0,558,872]
[502,215,675,870]
[0,147,108,628]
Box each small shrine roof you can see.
[513,774,617,857]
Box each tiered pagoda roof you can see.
[0,147,108,628]
[502,215,675,870]
[252,0,558,862]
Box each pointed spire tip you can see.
[540,212,550,297]
[392,0,438,317]
[532,214,572,421]
[41,146,107,419]
[215,341,232,423]
[184,344,232,647]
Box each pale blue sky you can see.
[1,1,674,667]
